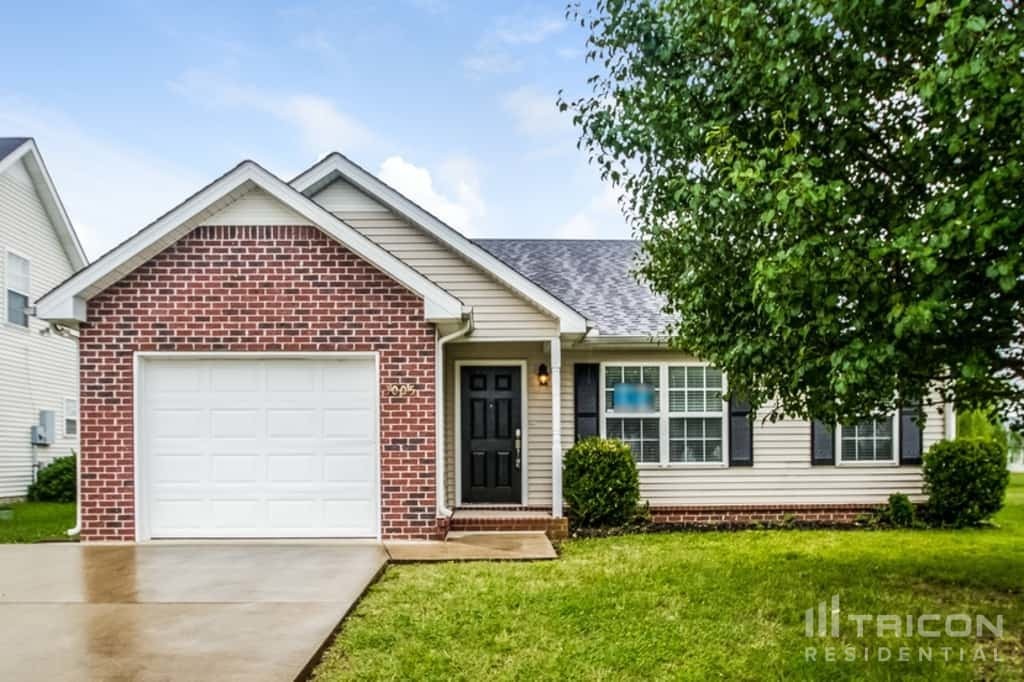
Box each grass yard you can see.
[315,475,1024,681]
[0,502,76,543]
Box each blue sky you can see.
[0,1,629,259]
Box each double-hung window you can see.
[64,398,79,437]
[5,252,30,327]
[839,416,897,464]
[601,363,727,466]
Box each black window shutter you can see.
[899,407,924,465]
[811,420,835,465]
[728,397,753,466]
[574,363,600,441]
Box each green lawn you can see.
[0,502,76,543]
[315,475,1024,681]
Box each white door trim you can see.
[453,360,529,506]
[132,351,381,541]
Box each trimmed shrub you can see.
[27,454,76,503]
[563,437,641,527]
[923,438,1009,527]
[880,493,916,528]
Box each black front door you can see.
[461,366,522,503]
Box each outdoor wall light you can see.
[537,363,550,386]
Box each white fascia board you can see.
[0,140,88,270]
[291,153,589,334]
[36,160,464,324]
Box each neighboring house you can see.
[0,138,87,500]
[37,153,954,541]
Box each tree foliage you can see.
[564,0,1023,425]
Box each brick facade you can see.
[649,503,874,527]
[78,225,439,541]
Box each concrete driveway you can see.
[0,542,386,681]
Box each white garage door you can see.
[139,356,378,539]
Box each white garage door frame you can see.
[132,351,381,541]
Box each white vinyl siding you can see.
[0,159,80,498]
[202,186,313,226]
[313,179,559,338]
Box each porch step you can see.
[450,509,569,540]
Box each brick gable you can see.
[79,224,439,540]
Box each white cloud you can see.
[378,155,485,233]
[294,29,338,59]
[172,69,375,158]
[493,16,566,45]
[463,52,523,76]
[500,85,571,137]
[557,47,583,60]
[0,96,203,259]
[556,181,629,239]
[557,212,598,238]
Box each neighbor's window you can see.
[840,417,895,463]
[602,363,725,465]
[64,398,79,437]
[668,366,724,463]
[6,252,30,327]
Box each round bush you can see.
[882,493,916,528]
[27,454,76,503]
[923,438,1008,527]
[563,437,640,527]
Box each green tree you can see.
[564,0,1023,425]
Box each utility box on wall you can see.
[30,410,55,446]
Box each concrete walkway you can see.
[385,531,557,562]
[0,542,386,681]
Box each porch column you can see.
[550,335,563,518]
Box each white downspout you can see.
[66,449,80,537]
[436,318,472,518]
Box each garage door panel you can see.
[211,454,262,483]
[267,409,318,438]
[323,409,375,438]
[267,454,316,482]
[210,365,261,392]
[151,454,204,484]
[266,365,317,392]
[211,409,261,439]
[151,409,204,438]
[152,499,205,530]
[142,356,379,539]
[211,499,264,529]
[324,454,373,483]
[148,365,202,393]
[324,500,373,528]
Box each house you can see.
[36,153,954,541]
[0,138,87,501]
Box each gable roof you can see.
[475,239,672,338]
[0,137,88,270]
[291,153,590,335]
[36,160,465,324]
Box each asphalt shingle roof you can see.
[0,137,29,163]
[474,239,673,337]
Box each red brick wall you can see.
[79,225,439,541]
[650,504,873,527]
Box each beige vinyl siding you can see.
[0,159,80,499]
[313,179,558,339]
[559,348,945,507]
[203,186,313,226]
[443,341,552,507]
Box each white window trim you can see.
[599,361,729,468]
[4,247,32,330]
[834,414,900,467]
[64,397,79,438]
